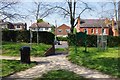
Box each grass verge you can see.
[55,48,68,52]
[1,59,37,77]
[2,41,51,57]
[34,69,88,80]
[68,46,120,78]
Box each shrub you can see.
[68,33,120,47]
[2,30,18,42]
[107,36,120,47]
[87,35,97,47]
[16,31,30,42]
[56,37,68,41]
[68,33,76,46]
[2,30,54,44]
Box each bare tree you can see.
[0,0,26,21]
[97,1,119,36]
[27,0,92,43]
[48,0,92,33]
[28,1,55,44]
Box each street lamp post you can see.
[30,28,33,50]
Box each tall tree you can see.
[49,0,92,33]
[97,1,119,36]
[0,0,26,21]
[28,1,54,44]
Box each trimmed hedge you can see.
[2,30,54,44]
[107,36,120,47]
[56,37,68,41]
[68,33,120,47]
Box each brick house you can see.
[79,19,109,35]
[75,18,119,36]
[55,24,71,37]
[29,22,51,32]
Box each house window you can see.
[91,29,94,34]
[45,28,48,30]
[58,29,62,33]
[102,29,106,34]
[96,29,98,34]
[32,28,35,30]
[40,28,43,31]
[84,28,88,34]
[17,25,20,28]
[66,29,70,33]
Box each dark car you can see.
[54,40,60,45]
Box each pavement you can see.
[55,41,68,49]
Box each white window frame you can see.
[16,25,20,28]
[58,29,62,33]
[103,29,106,34]
[96,28,98,34]
[45,28,48,30]
[66,29,70,33]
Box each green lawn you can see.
[2,41,51,57]
[68,46,120,78]
[34,69,88,80]
[1,59,37,77]
[55,48,68,52]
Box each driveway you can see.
[55,41,68,49]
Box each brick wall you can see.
[79,27,109,35]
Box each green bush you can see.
[2,31,54,44]
[68,33,86,46]
[68,33,76,46]
[56,37,68,41]
[16,31,30,42]
[86,35,97,47]
[32,31,55,44]
[68,33,120,47]
[2,30,18,42]
[107,36,120,47]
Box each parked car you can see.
[54,40,60,45]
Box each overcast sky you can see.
[8,0,119,29]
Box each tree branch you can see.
[0,2,18,10]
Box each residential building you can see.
[0,21,27,31]
[55,24,71,37]
[13,23,27,31]
[78,19,118,36]
[29,22,51,32]
[0,22,14,30]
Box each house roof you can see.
[0,22,12,25]
[0,22,14,29]
[57,24,71,29]
[30,22,51,28]
[80,19,108,28]
[13,23,26,26]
